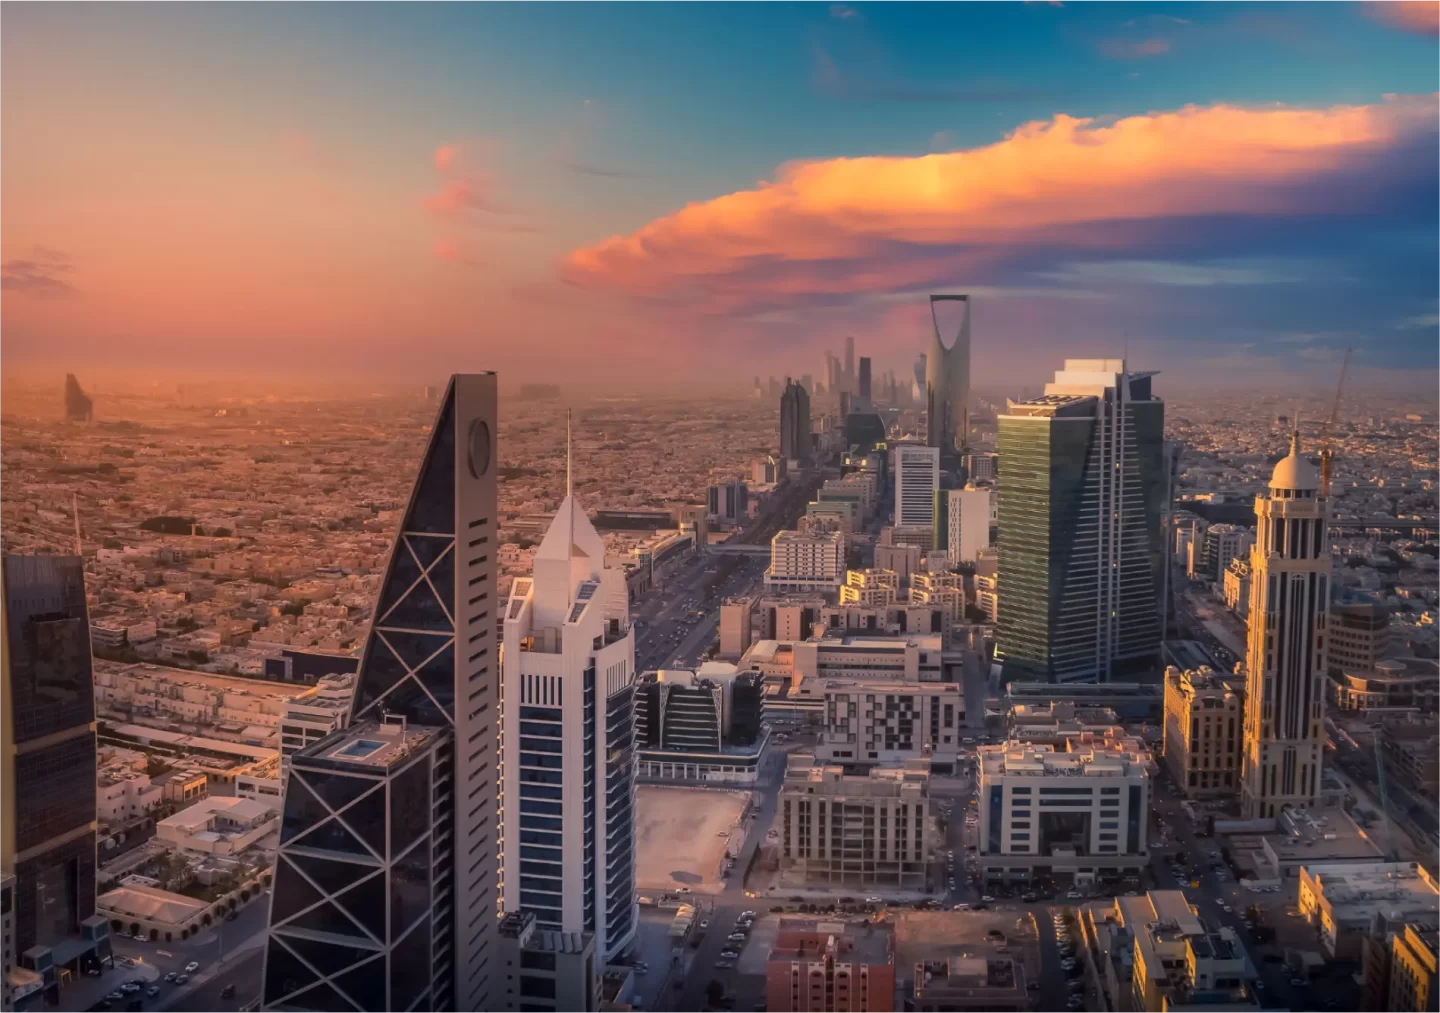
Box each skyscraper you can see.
[996,360,1165,683]
[844,336,855,394]
[925,294,970,455]
[894,444,940,529]
[2,555,111,999]
[1241,434,1330,818]
[780,378,811,467]
[63,374,93,422]
[857,357,871,403]
[263,374,500,1012]
[501,421,638,961]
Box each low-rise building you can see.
[908,571,966,621]
[779,755,931,889]
[1389,922,1438,1013]
[719,595,756,659]
[1223,558,1250,618]
[1328,601,1394,675]
[235,755,284,805]
[911,956,1026,1011]
[96,882,211,943]
[155,796,279,856]
[1298,862,1440,959]
[1162,666,1242,798]
[633,666,767,784]
[977,730,1153,884]
[765,918,896,1013]
[278,672,354,766]
[98,769,163,825]
[1114,891,1257,1012]
[1381,715,1440,800]
[840,569,899,608]
[495,910,599,1013]
[813,679,963,770]
[1330,656,1439,713]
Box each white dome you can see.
[1269,433,1320,491]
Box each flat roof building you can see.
[765,917,897,1013]
[1298,862,1440,959]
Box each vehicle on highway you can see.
[221,985,237,999]
[184,961,200,973]
[145,986,160,998]
[715,959,735,969]
[719,949,740,960]
[163,972,177,983]
[175,975,189,985]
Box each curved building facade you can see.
[925,294,970,456]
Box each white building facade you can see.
[894,445,940,529]
[766,529,845,593]
[502,492,638,962]
[946,485,994,565]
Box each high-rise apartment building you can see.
[262,374,500,1012]
[2,555,111,1001]
[814,679,963,769]
[996,360,1165,683]
[894,445,940,529]
[1241,434,1330,818]
[925,294,970,455]
[501,468,638,962]
[780,378,812,468]
[766,530,846,594]
[857,357,871,404]
[844,335,855,394]
[1162,666,1242,798]
[719,596,756,660]
[941,484,993,565]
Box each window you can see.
[1010,832,1030,841]
[520,951,557,972]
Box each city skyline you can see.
[2,3,1437,386]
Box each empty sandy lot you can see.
[635,785,749,894]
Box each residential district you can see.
[1,323,1436,1013]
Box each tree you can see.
[186,649,209,664]
[705,980,725,1007]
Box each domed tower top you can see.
[1269,430,1320,493]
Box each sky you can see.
[2,1,1437,390]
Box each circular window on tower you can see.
[467,419,491,478]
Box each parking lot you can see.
[635,784,750,895]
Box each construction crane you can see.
[1317,348,1352,497]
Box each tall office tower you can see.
[844,335,855,393]
[894,445,940,529]
[825,353,840,397]
[912,354,927,404]
[262,374,500,1013]
[63,374,93,422]
[779,378,811,467]
[500,447,638,962]
[2,556,111,1000]
[925,294,970,455]
[1240,434,1330,819]
[996,360,1165,683]
[857,357,872,403]
[800,374,813,395]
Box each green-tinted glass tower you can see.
[996,360,1165,683]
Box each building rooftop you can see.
[979,731,1154,778]
[769,918,894,967]
[1301,862,1439,924]
[1261,807,1385,866]
[97,882,209,926]
[307,717,440,770]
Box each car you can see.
[981,895,995,903]
[634,966,647,976]
[108,993,125,1002]
[865,896,883,904]
[120,985,140,995]
[1290,978,1308,987]
[699,918,710,930]
[145,987,160,998]
[728,933,747,942]
[1069,980,1086,992]
[184,962,200,973]
[174,975,189,986]
[1066,997,1085,1009]
[1061,960,1077,970]
[720,949,740,960]
[163,973,177,983]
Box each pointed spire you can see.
[1290,425,1302,456]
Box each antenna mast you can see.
[1318,348,1352,497]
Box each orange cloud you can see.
[1363,1,1439,36]
[1098,37,1171,59]
[564,95,1437,302]
[434,143,461,172]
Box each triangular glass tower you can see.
[263,374,499,1012]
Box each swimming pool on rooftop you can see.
[335,738,386,759]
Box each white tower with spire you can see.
[500,413,639,960]
[1240,432,1331,818]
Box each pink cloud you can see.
[433,238,479,265]
[1363,1,1439,36]
[434,144,461,172]
[563,94,1437,307]
[423,176,507,216]
[1098,37,1171,59]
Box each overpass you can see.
[709,543,771,556]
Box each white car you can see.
[184,961,200,973]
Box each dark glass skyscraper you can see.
[262,374,499,1012]
[996,361,1164,683]
[2,554,111,998]
[926,294,971,457]
[779,377,811,467]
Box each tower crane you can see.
[1318,348,1352,498]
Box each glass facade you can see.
[3,555,98,957]
[997,373,1163,683]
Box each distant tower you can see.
[263,375,501,1012]
[925,295,970,455]
[1241,433,1330,818]
[912,353,927,404]
[844,336,855,394]
[64,374,93,422]
[501,417,638,961]
[858,357,872,403]
[780,378,812,467]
